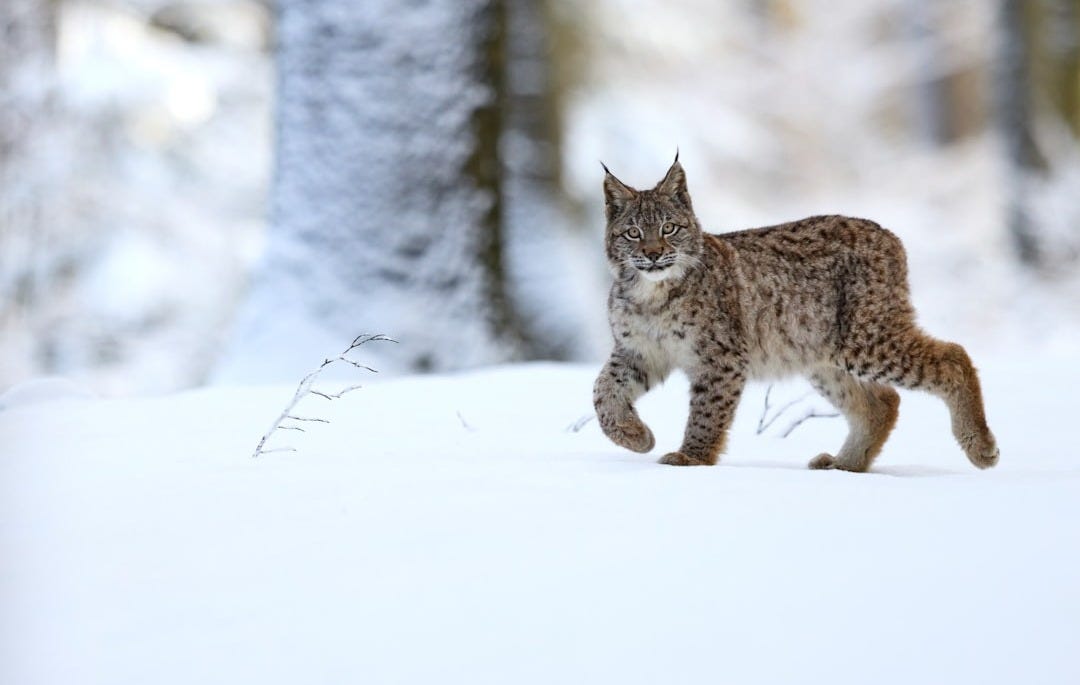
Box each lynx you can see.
[593,156,999,471]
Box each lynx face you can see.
[602,158,704,282]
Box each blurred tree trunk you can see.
[994,0,1049,268]
[905,1,985,146]
[505,0,563,201]
[501,0,579,360]
[0,1,55,164]
[748,0,798,30]
[1042,0,1080,137]
[907,0,954,146]
[0,0,57,322]
[231,0,528,377]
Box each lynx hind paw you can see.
[658,451,713,466]
[807,453,865,472]
[969,444,1000,470]
[608,419,656,454]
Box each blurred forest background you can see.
[2,0,1079,395]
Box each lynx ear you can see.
[657,154,692,209]
[601,163,637,222]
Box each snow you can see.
[2,353,1078,684]
[0,377,96,412]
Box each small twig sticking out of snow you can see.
[757,385,813,435]
[779,407,841,438]
[456,411,476,432]
[567,414,595,433]
[311,384,364,401]
[756,384,840,438]
[252,334,395,458]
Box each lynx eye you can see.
[623,227,642,241]
[661,222,681,237]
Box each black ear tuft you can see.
[657,156,692,209]
[602,163,637,222]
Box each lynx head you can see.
[602,155,704,283]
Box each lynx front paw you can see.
[604,418,656,453]
[808,453,864,472]
[658,451,713,466]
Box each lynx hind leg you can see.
[807,368,900,473]
[845,332,999,469]
[894,334,998,468]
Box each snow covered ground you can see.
[2,351,1078,684]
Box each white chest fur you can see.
[612,282,697,380]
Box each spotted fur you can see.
[593,157,999,471]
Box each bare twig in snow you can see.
[779,407,841,438]
[756,384,840,438]
[757,385,814,435]
[456,411,476,432]
[311,384,365,401]
[567,414,595,433]
[251,333,395,458]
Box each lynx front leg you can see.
[660,367,746,466]
[594,351,664,453]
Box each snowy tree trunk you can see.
[0,0,57,379]
[0,1,55,302]
[501,0,588,361]
[994,0,1049,268]
[906,0,954,146]
[225,0,525,378]
[1044,0,1080,138]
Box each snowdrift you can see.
[2,356,1077,684]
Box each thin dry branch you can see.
[311,384,364,401]
[567,414,595,433]
[251,334,395,458]
[756,384,840,438]
[757,385,815,435]
[456,410,476,432]
[779,407,841,438]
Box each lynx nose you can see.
[644,248,663,263]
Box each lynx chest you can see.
[610,295,700,378]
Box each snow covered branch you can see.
[251,334,395,458]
